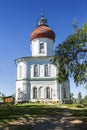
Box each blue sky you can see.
[0,0,87,98]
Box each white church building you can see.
[15,15,70,103]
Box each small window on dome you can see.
[39,43,45,53]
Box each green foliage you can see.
[53,22,87,85]
[77,92,82,103]
[81,95,87,107]
[70,93,76,103]
[0,92,5,100]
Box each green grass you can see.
[0,103,60,124]
[0,103,87,128]
[62,103,87,120]
[71,108,87,120]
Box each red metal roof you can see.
[30,25,55,41]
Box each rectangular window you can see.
[44,65,49,77]
[39,43,44,53]
[34,65,39,77]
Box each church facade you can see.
[15,15,70,103]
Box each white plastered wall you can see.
[31,38,54,56]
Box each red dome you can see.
[30,25,55,41]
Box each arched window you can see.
[33,87,37,99]
[46,87,50,99]
[63,88,66,98]
[34,65,38,77]
[39,43,44,53]
[19,65,22,78]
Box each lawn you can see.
[0,103,87,129]
[0,103,60,123]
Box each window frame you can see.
[33,87,37,99]
[34,65,39,77]
[39,43,45,53]
[44,64,49,77]
[46,87,50,99]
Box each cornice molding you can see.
[16,77,56,81]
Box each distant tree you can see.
[0,92,5,97]
[0,92,1,97]
[77,92,82,103]
[53,22,87,86]
[11,94,15,98]
[81,95,87,107]
[70,93,76,103]
[1,93,5,99]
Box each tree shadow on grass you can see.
[0,105,87,130]
[2,111,87,130]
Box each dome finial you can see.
[41,12,44,18]
[37,13,48,26]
